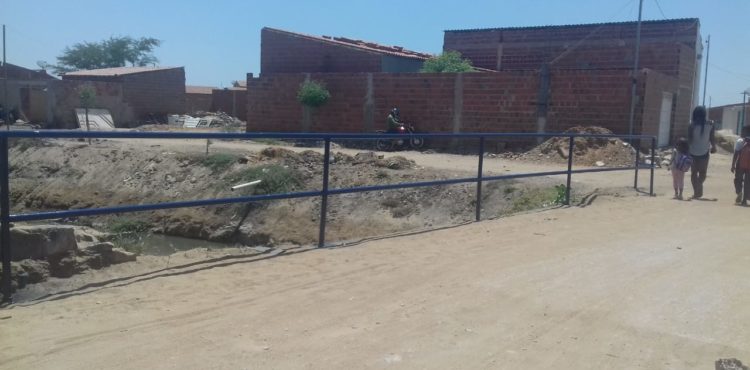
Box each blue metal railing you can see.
[0,130,656,303]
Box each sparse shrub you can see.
[297,80,330,108]
[504,186,563,215]
[108,219,151,234]
[107,219,151,255]
[553,184,568,205]
[201,153,238,173]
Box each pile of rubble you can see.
[169,111,245,129]
[526,126,636,167]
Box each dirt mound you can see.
[529,126,635,167]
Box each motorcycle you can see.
[375,123,425,151]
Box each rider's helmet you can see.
[391,108,400,117]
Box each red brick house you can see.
[248,20,700,147]
[444,18,702,144]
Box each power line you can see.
[653,0,667,19]
[709,62,750,82]
[548,0,636,65]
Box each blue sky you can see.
[3,0,749,106]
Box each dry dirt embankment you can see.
[9,138,568,250]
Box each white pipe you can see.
[230,180,261,191]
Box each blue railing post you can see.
[565,135,575,205]
[1,137,12,304]
[633,139,640,190]
[318,138,331,248]
[650,137,656,196]
[475,136,485,221]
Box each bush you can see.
[297,80,331,108]
[227,164,302,195]
[201,153,237,173]
[108,219,151,234]
[420,51,474,73]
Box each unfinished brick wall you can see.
[443,19,699,75]
[48,80,135,129]
[62,67,186,123]
[117,68,186,119]
[641,70,679,142]
[548,69,641,133]
[212,88,248,121]
[261,28,383,74]
[246,69,677,147]
[185,93,213,113]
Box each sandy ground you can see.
[1,151,748,369]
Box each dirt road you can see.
[1,152,748,369]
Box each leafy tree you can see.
[420,51,474,73]
[54,36,161,74]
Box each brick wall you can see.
[117,68,186,120]
[47,80,135,129]
[641,70,679,142]
[63,67,186,123]
[246,70,678,146]
[261,28,384,74]
[212,88,248,121]
[444,19,699,75]
[548,69,641,134]
[185,93,213,113]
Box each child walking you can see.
[731,126,750,206]
[669,138,692,200]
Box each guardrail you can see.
[0,130,656,303]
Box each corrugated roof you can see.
[264,27,433,60]
[445,18,699,33]
[186,85,217,94]
[64,66,180,77]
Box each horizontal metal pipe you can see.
[9,190,323,222]
[0,130,656,141]
[9,165,651,223]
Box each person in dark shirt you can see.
[386,108,403,133]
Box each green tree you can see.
[420,51,474,73]
[54,36,161,74]
[297,80,331,108]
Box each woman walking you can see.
[687,106,717,199]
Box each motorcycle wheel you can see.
[376,138,391,151]
[410,136,425,149]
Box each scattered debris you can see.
[521,126,636,167]
[716,358,749,370]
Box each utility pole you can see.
[2,24,7,131]
[627,0,644,137]
[702,35,710,107]
[741,91,748,134]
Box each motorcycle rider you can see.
[386,108,404,133]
